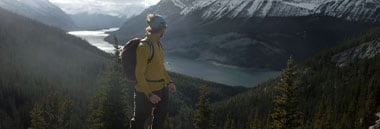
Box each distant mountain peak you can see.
[110,0,380,69]
[0,0,75,30]
[163,0,380,22]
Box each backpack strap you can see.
[147,42,154,64]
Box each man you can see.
[130,14,176,129]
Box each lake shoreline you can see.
[68,28,280,87]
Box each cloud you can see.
[49,0,160,17]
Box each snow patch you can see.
[261,0,273,17]
[171,0,187,9]
[247,0,265,16]
[178,0,380,22]
[282,1,319,10]
[332,38,380,67]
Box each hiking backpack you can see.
[121,38,154,82]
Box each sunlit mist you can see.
[49,0,161,17]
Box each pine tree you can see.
[249,111,262,129]
[30,104,47,129]
[270,56,303,129]
[58,98,73,129]
[87,37,130,129]
[86,86,107,129]
[362,76,378,128]
[312,95,332,129]
[224,114,235,129]
[194,86,215,129]
[172,106,194,129]
[44,93,61,129]
[30,92,73,129]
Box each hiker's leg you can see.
[152,87,169,129]
[130,91,153,129]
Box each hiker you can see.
[129,14,176,129]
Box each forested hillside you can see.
[0,8,246,129]
[0,7,110,129]
[2,3,380,129]
[110,0,380,70]
[84,45,247,129]
[211,27,380,129]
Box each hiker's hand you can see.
[149,94,161,104]
[168,83,176,93]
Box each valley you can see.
[68,28,280,87]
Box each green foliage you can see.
[165,71,247,129]
[193,86,216,129]
[213,79,275,129]
[30,104,47,129]
[223,115,235,129]
[270,56,304,129]
[0,8,108,129]
[29,92,73,129]
[248,111,262,129]
[0,7,246,129]
[212,27,380,129]
[86,41,130,129]
[170,106,195,129]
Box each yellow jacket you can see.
[135,35,171,97]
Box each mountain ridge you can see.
[0,7,247,129]
[0,0,75,30]
[169,0,380,22]
[209,27,380,129]
[108,0,380,70]
[70,12,126,30]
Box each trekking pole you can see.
[146,104,156,129]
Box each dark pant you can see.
[130,86,168,129]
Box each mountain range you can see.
[176,0,380,21]
[0,6,110,128]
[70,13,127,30]
[1,1,380,129]
[0,7,244,129]
[0,0,130,30]
[0,0,76,30]
[109,0,380,69]
[210,27,380,129]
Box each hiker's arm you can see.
[135,43,152,97]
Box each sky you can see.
[49,0,161,17]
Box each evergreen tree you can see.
[58,98,73,129]
[194,86,215,129]
[87,37,130,129]
[30,104,47,129]
[29,92,73,129]
[312,96,332,129]
[172,106,194,129]
[44,92,60,129]
[86,86,107,129]
[362,76,378,128]
[270,56,303,129]
[249,111,262,129]
[223,114,235,129]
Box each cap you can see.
[147,14,167,32]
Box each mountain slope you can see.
[0,7,247,129]
[0,7,108,129]
[0,0,75,30]
[109,0,380,70]
[70,13,126,30]
[211,27,380,129]
[178,0,380,22]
